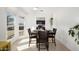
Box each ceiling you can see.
[6,7,79,27]
[7,7,79,16]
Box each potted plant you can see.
[68,29,75,37]
[68,24,79,44]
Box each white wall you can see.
[52,7,79,50]
[25,8,53,30]
[0,8,7,40]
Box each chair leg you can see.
[54,38,56,46]
[38,43,40,51]
[46,42,49,51]
[52,38,53,43]
[36,43,38,48]
[55,42,56,46]
[29,38,31,47]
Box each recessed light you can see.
[33,7,38,10]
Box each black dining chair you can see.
[48,28,57,46]
[28,28,37,46]
[37,30,49,51]
[36,25,45,30]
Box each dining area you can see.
[28,23,57,51]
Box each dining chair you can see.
[37,30,49,51]
[28,28,37,46]
[48,28,57,46]
[36,25,45,30]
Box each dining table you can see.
[31,29,55,38]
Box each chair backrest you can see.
[42,26,45,30]
[28,28,31,35]
[53,28,57,35]
[36,25,45,30]
[37,30,48,43]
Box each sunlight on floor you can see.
[17,44,28,51]
[18,38,29,44]
[17,43,36,51]
[16,38,36,51]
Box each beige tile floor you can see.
[11,37,70,51]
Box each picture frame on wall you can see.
[7,15,14,26]
[19,23,24,36]
[19,23,24,30]
[7,15,14,39]
[36,17,45,25]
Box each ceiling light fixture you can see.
[33,7,38,10]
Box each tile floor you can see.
[11,37,70,51]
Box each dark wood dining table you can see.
[31,29,54,37]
